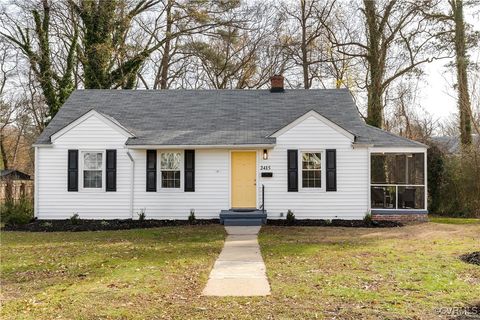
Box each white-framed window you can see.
[81,151,104,190]
[301,152,322,189]
[160,152,181,189]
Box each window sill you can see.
[79,189,106,193]
[157,188,183,193]
[299,188,326,193]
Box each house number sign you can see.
[260,165,273,177]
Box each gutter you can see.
[125,144,276,149]
[126,151,135,219]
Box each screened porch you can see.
[370,152,427,211]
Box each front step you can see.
[224,218,263,226]
[219,209,267,226]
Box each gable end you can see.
[269,110,356,141]
[50,110,134,144]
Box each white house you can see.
[33,76,428,225]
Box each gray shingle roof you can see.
[35,89,426,148]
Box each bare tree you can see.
[277,0,336,89]
[1,0,78,118]
[185,3,286,89]
[423,0,480,146]
[0,40,16,169]
[324,0,447,128]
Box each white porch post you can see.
[424,149,428,211]
[34,146,39,218]
[367,147,371,213]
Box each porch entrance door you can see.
[231,151,256,209]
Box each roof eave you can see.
[125,143,276,149]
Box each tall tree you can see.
[278,0,335,89]
[424,0,480,146]
[70,0,161,89]
[186,4,283,89]
[325,0,444,128]
[453,0,472,146]
[1,0,78,118]
[72,0,240,89]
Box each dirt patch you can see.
[460,252,480,266]
[2,219,220,232]
[266,219,403,228]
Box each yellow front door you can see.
[231,152,256,208]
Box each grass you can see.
[1,223,479,319]
[429,216,480,225]
[259,223,480,319]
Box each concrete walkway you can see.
[202,226,271,296]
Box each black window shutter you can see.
[184,150,195,192]
[68,150,78,192]
[287,149,298,192]
[106,150,117,192]
[146,150,157,192]
[326,149,337,191]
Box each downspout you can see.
[127,151,135,219]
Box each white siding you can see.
[131,149,229,219]
[37,114,369,220]
[37,114,131,219]
[258,116,369,219]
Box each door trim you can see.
[229,150,259,209]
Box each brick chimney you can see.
[270,75,284,92]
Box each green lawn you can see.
[429,216,480,225]
[1,223,479,319]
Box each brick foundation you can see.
[372,214,428,222]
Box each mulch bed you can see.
[460,252,480,266]
[2,219,220,232]
[2,218,403,232]
[266,219,403,228]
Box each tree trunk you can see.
[300,0,309,89]
[364,0,384,128]
[159,0,173,90]
[452,0,472,146]
[0,134,9,170]
[33,0,59,116]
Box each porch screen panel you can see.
[370,153,425,209]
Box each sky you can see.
[419,10,479,122]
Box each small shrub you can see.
[100,220,110,227]
[137,208,146,221]
[70,213,81,225]
[40,221,53,228]
[286,210,295,225]
[188,209,196,224]
[0,197,33,225]
[363,212,373,224]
